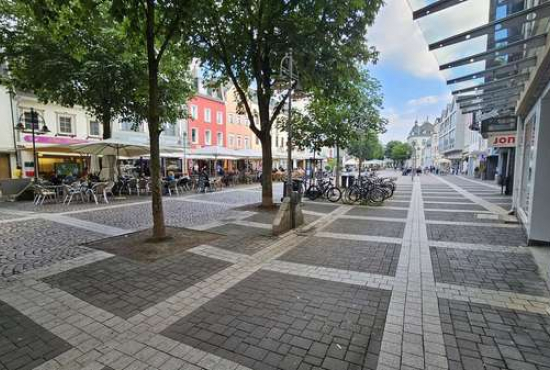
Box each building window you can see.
[22,110,40,130]
[205,130,212,145]
[58,114,74,135]
[216,111,223,125]
[236,136,242,148]
[228,113,234,124]
[228,135,235,147]
[255,137,260,145]
[89,120,100,136]
[191,105,198,119]
[204,108,211,123]
[217,132,223,146]
[191,128,198,144]
[244,137,250,149]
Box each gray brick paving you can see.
[0,298,72,370]
[302,202,341,214]
[0,219,100,278]
[242,212,320,225]
[278,236,401,276]
[345,207,409,219]
[162,270,390,370]
[424,202,486,210]
[206,223,273,237]
[42,253,231,319]
[424,211,505,224]
[70,200,236,231]
[208,235,275,255]
[439,298,550,370]
[323,218,406,238]
[427,224,527,246]
[431,247,550,297]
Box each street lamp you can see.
[15,108,50,181]
[411,141,417,180]
[279,49,300,227]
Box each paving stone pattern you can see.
[345,207,408,219]
[424,202,487,211]
[431,247,550,297]
[162,270,390,370]
[70,200,235,230]
[427,224,527,246]
[0,299,72,370]
[302,202,341,214]
[0,219,99,278]
[278,236,401,276]
[439,298,550,370]
[206,223,272,237]
[324,218,406,238]
[424,211,503,224]
[43,253,231,319]
[208,235,275,255]
[243,212,320,225]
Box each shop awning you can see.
[409,0,550,115]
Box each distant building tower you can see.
[407,119,434,168]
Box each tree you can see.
[384,140,401,159]
[2,0,195,240]
[389,142,412,168]
[348,131,384,177]
[0,0,142,139]
[109,0,195,240]
[190,0,383,206]
[292,70,387,185]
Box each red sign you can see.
[488,132,516,148]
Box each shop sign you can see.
[488,132,516,147]
[23,135,89,145]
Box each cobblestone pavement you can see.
[0,173,549,370]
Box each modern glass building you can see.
[410,0,550,245]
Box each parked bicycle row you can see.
[303,174,396,205]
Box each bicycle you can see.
[305,177,342,203]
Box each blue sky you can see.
[368,0,452,143]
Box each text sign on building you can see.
[488,132,517,148]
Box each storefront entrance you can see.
[0,154,11,179]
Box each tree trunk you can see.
[335,143,340,187]
[146,0,166,240]
[358,157,362,179]
[101,112,112,140]
[260,133,273,207]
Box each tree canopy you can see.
[190,0,384,205]
[387,141,412,166]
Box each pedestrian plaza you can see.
[0,173,548,370]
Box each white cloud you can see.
[368,0,442,79]
[407,93,450,107]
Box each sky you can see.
[367,0,452,144]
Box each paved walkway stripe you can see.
[314,231,403,245]
[424,208,492,214]
[436,283,550,314]
[432,175,508,215]
[454,175,502,190]
[425,220,521,228]
[378,178,448,370]
[336,214,407,223]
[39,214,131,236]
[429,240,530,253]
[263,259,394,290]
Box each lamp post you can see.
[280,49,297,227]
[15,108,50,181]
[411,141,417,180]
[181,131,188,175]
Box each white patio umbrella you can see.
[62,139,150,180]
[89,155,101,175]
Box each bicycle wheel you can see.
[347,186,362,204]
[341,188,354,204]
[368,188,385,205]
[325,186,342,203]
[306,185,321,201]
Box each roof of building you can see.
[408,120,434,138]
